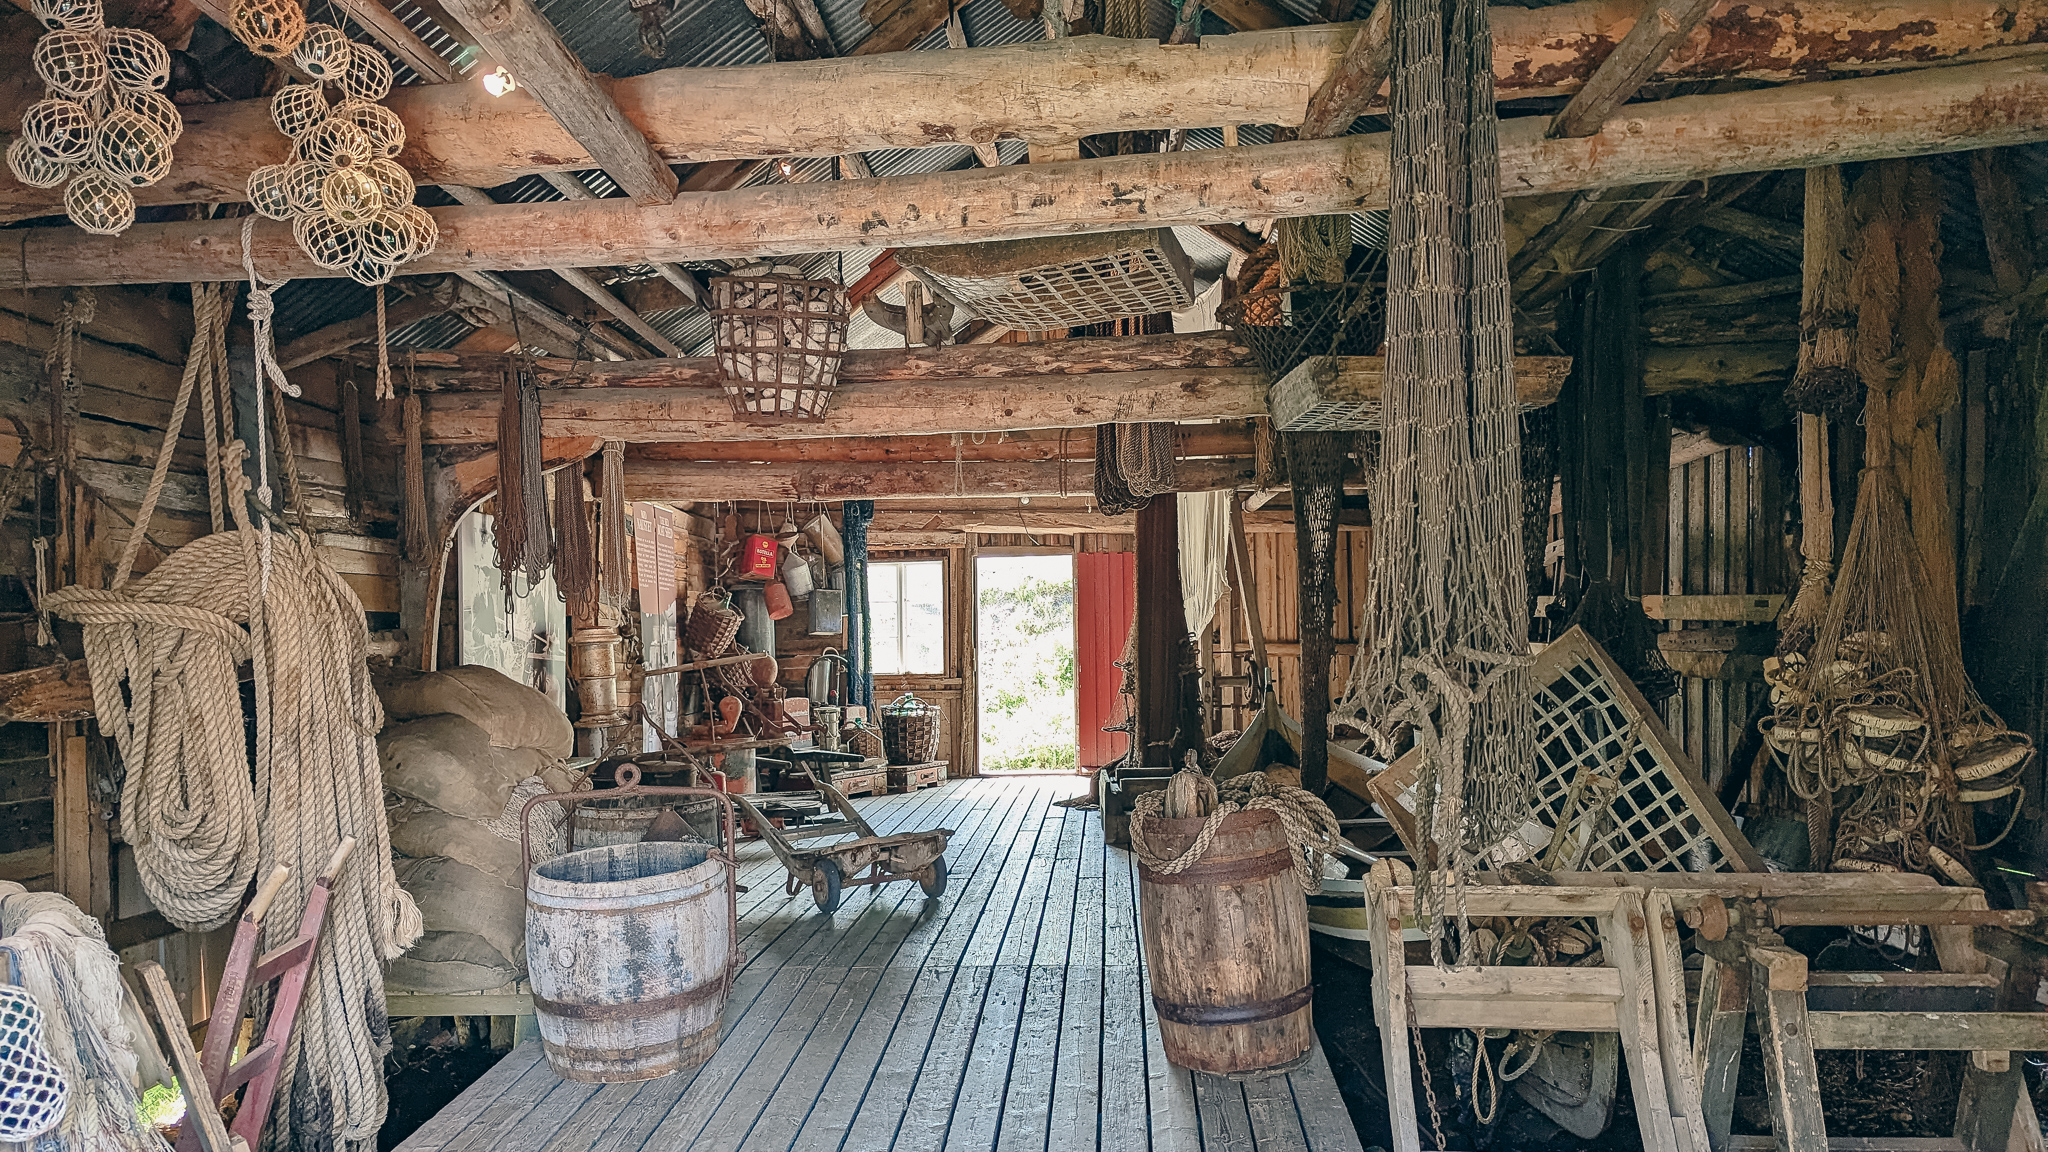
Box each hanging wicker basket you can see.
[709,264,850,422]
[683,588,742,658]
[845,721,884,760]
[880,692,942,765]
[1217,261,1387,386]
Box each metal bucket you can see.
[570,799,662,850]
[521,771,738,1084]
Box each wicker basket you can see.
[897,229,1195,332]
[1218,263,1387,385]
[683,589,742,658]
[709,265,850,421]
[845,722,884,759]
[880,693,942,765]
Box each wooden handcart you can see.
[728,777,952,913]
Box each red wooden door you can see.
[1075,551,1136,769]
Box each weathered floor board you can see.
[394,777,1364,1152]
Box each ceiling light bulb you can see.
[778,159,797,179]
[481,66,515,97]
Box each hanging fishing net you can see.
[1333,0,1532,946]
[1761,160,2033,883]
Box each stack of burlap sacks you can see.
[374,666,587,996]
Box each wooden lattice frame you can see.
[1366,626,1764,873]
[898,228,1195,332]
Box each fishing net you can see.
[1334,0,1532,950]
[1761,160,2032,882]
[553,464,597,623]
[599,441,630,609]
[494,360,551,588]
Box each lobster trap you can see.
[1217,262,1387,388]
[897,229,1195,332]
[1368,627,1763,874]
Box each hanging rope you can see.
[1116,422,1178,498]
[47,269,420,1152]
[1335,0,1532,955]
[373,284,394,401]
[494,358,552,588]
[1129,768,1342,893]
[1277,215,1352,286]
[599,440,630,607]
[1094,424,1146,515]
[401,357,430,562]
[553,463,598,622]
[42,287,95,470]
[340,364,366,524]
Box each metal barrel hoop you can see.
[518,764,745,975]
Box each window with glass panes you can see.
[867,559,945,675]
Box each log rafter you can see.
[9,56,2046,288]
[4,4,2043,221]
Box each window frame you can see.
[867,556,949,677]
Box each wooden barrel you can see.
[1134,808,1313,1075]
[525,841,732,1082]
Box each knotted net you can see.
[1333,0,1532,949]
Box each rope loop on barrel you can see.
[1129,767,1342,893]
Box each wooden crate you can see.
[888,761,948,793]
[832,764,888,799]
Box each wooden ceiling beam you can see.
[628,422,1259,463]
[7,4,2041,221]
[1548,0,1717,138]
[1298,0,1390,139]
[418,351,1572,444]
[869,509,1136,533]
[741,0,836,60]
[436,0,678,204]
[15,55,2045,287]
[623,455,1253,501]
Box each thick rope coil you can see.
[1129,768,1342,893]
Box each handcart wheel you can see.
[920,856,948,900]
[812,858,843,913]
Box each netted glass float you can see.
[5,138,72,189]
[103,27,170,91]
[228,0,305,59]
[291,23,352,81]
[247,163,296,220]
[300,118,371,168]
[334,101,404,159]
[361,157,413,208]
[282,159,331,215]
[320,166,382,225]
[357,207,415,264]
[395,203,438,258]
[19,98,97,164]
[91,107,172,186]
[116,88,182,146]
[339,45,393,103]
[33,29,109,100]
[64,168,135,234]
[28,0,102,34]
[292,212,360,269]
[348,252,396,286]
[271,83,329,139]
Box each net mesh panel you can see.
[911,241,1194,331]
[1335,0,1532,943]
[0,984,68,1141]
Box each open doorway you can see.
[975,553,1076,773]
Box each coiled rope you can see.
[1129,768,1342,893]
[46,254,420,1152]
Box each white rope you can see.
[1129,768,1343,892]
[45,267,420,1152]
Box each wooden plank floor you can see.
[395,777,1366,1152]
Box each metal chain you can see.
[1408,1003,1448,1151]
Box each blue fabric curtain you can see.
[842,500,875,715]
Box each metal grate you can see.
[900,229,1195,332]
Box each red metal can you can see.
[738,533,779,580]
[764,581,794,620]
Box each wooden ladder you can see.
[1363,865,1710,1152]
[143,838,357,1152]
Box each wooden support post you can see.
[1692,954,1747,1152]
[1227,493,1269,679]
[50,722,108,919]
[1135,498,1187,767]
[1748,936,1827,1152]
